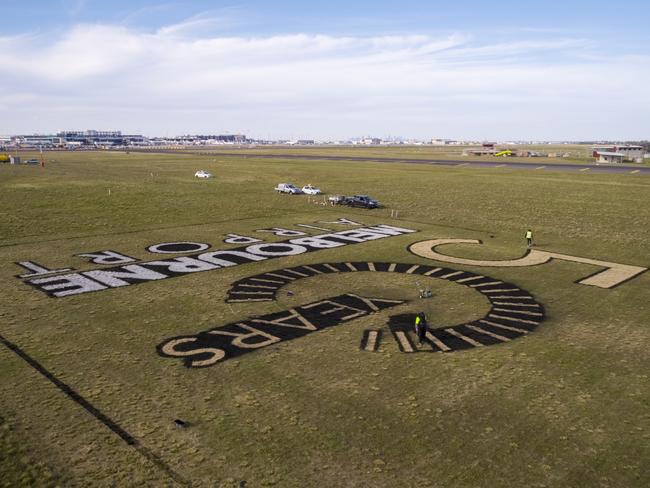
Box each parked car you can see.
[275,183,303,194]
[328,194,347,205]
[344,195,380,209]
[301,184,322,195]
[194,170,213,179]
[25,159,40,165]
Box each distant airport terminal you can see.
[1,130,648,163]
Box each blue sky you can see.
[1,0,649,139]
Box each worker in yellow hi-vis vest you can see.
[414,312,428,345]
[525,229,534,248]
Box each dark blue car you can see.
[344,195,380,209]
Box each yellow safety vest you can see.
[415,316,421,325]
[526,231,532,239]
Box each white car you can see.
[275,183,302,194]
[301,184,322,195]
[194,170,213,179]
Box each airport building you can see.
[595,151,625,164]
[14,135,65,148]
[592,145,644,163]
[430,139,460,145]
[615,145,644,162]
[9,130,147,148]
[153,134,248,145]
[359,138,382,145]
[57,130,147,146]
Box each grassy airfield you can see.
[1,150,649,487]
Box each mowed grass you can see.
[0,151,649,487]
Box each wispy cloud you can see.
[156,12,231,36]
[67,0,87,16]
[120,2,179,25]
[1,20,648,139]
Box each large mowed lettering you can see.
[157,293,406,368]
[409,239,647,289]
[25,224,416,298]
[159,262,546,368]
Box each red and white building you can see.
[592,145,644,163]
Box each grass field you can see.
[1,150,649,487]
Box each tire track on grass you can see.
[0,333,190,486]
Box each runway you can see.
[127,149,650,175]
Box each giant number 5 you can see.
[409,239,646,289]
